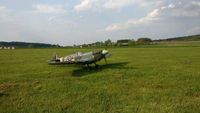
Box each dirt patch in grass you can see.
[180,59,192,65]
[150,84,174,90]
[0,83,17,97]
[32,81,40,85]
[0,83,16,91]
[194,93,200,98]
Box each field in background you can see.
[0,46,200,113]
[155,41,200,47]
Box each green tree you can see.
[137,38,152,45]
[104,39,112,46]
[128,39,136,46]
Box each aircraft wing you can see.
[48,53,81,65]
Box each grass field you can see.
[1,46,200,113]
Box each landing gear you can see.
[84,63,99,70]
[94,63,99,68]
[86,64,92,70]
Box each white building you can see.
[0,46,16,50]
[11,47,15,49]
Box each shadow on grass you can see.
[72,62,134,77]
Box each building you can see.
[117,39,131,46]
[11,47,15,49]
[0,46,16,50]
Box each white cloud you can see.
[74,0,93,11]
[105,1,200,32]
[74,0,162,12]
[32,4,66,14]
[168,4,175,8]
[103,0,135,9]
[169,2,200,17]
[192,1,200,7]
[104,0,162,9]
[0,6,9,20]
[0,6,8,16]
[105,8,161,32]
[188,26,200,34]
[47,16,77,27]
[0,6,7,12]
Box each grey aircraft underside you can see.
[48,50,111,68]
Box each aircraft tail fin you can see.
[52,53,59,61]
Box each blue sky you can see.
[0,0,200,45]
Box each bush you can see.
[137,38,152,45]
[128,40,136,46]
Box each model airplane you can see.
[48,50,111,68]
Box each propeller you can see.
[102,50,110,64]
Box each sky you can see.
[0,0,200,45]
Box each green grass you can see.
[0,47,200,113]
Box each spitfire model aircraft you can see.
[48,50,111,68]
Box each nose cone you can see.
[102,50,108,55]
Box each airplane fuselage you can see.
[48,50,110,67]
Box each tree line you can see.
[77,38,153,47]
[0,41,59,48]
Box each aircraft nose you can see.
[102,50,108,55]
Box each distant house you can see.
[0,46,16,50]
[117,39,131,46]
[11,47,15,49]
